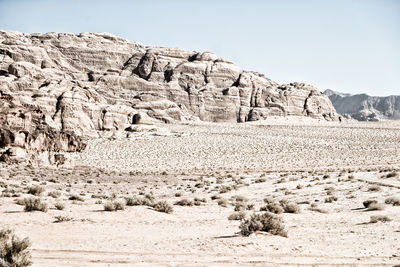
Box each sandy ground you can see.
[1,118,400,266]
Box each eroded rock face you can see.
[0,30,340,163]
[324,89,400,121]
[0,91,85,164]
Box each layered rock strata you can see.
[0,31,339,163]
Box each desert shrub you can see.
[103,200,125,211]
[370,215,391,223]
[211,195,221,200]
[280,201,300,214]
[368,186,381,192]
[254,178,266,183]
[366,203,385,211]
[384,197,400,206]
[239,212,287,237]
[363,199,378,208]
[23,198,48,212]
[174,199,194,206]
[48,191,61,198]
[263,197,274,204]
[217,199,228,207]
[125,196,154,207]
[386,172,398,178]
[153,201,173,214]
[91,194,108,199]
[233,196,247,202]
[246,204,255,210]
[68,195,84,202]
[174,192,182,197]
[54,202,65,210]
[324,196,338,203]
[27,186,44,196]
[0,228,31,266]
[228,211,246,221]
[53,215,73,223]
[296,184,303,189]
[234,202,246,211]
[194,197,207,203]
[219,186,231,194]
[260,202,283,214]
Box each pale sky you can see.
[0,0,399,96]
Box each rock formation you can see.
[0,30,339,163]
[324,89,400,121]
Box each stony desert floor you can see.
[1,118,400,266]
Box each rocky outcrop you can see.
[0,31,340,163]
[324,89,400,121]
[0,90,86,164]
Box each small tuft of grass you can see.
[54,215,73,223]
[370,215,391,223]
[368,185,381,192]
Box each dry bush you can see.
[385,197,400,206]
[0,228,31,266]
[239,212,287,237]
[53,215,73,223]
[125,196,154,207]
[368,186,381,192]
[103,200,125,211]
[219,186,232,194]
[324,196,338,203]
[174,199,194,206]
[48,191,61,198]
[370,215,391,223]
[153,201,173,214]
[234,202,246,211]
[260,202,283,214]
[23,198,48,212]
[263,197,274,204]
[54,202,65,210]
[254,178,266,183]
[217,199,228,207]
[27,186,44,196]
[228,211,246,221]
[363,199,378,208]
[211,195,221,200]
[386,172,398,178]
[280,201,301,214]
[68,195,84,202]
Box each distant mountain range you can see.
[324,89,400,121]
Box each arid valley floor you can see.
[1,118,400,266]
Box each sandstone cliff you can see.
[324,89,400,121]
[0,30,339,163]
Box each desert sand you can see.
[1,118,400,266]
